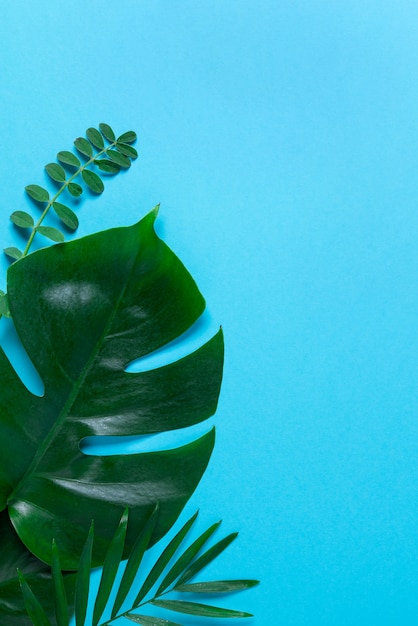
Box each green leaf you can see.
[86,127,105,149]
[134,511,198,606]
[57,151,81,168]
[75,522,94,626]
[118,130,137,144]
[99,122,116,142]
[4,246,23,260]
[106,149,131,168]
[116,142,138,159]
[0,512,76,625]
[176,533,238,586]
[25,184,49,202]
[95,158,121,174]
[126,615,183,626]
[111,505,159,618]
[18,570,53,626]
[52,202,79,230]
[45,163,66,183]
[156,521,221,595]
[150,599,253,618]
[68,182,83,197]
[175,580,260,593]
[0,292,10,318]
[10,210,34,228]
[36,225,65,243]
[82,169,104,194]
[2,210,224,568]
[51,540,69,626]
[74,137,93,158]
[92,509,129,626]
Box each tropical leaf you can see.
[0,511,76,626]
[175,533,238,586]
[18,510,258,626]
[155,521,221,595]
[0,208,224,569]
[111,506,159,618]
[126,616,182,625]
[92,509,128,625]
[150,599,253,619]
[74,523,94,626]
[133,512,198,606]
[175,580,259,593]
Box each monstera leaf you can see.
[0,207,224,570]
[0,510,76,625]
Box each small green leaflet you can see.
[36,226,65,243]
[86,127,105,150]
[117,142,138,159]
[106,149,131,168]
[10,211,34,228]
[99,122,116,142]
[95,159,120,174]
[68,182,83,197]
[57,151,81,167]
[74,137,93,158]
[117,130,137,144]
[52,202,79,230]
[26,184,49,202]
[3,246,23,260]
[82,169,104,194]
[45,163,66,183]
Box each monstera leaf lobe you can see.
[0,208,224,569]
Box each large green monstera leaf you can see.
[0,208,224,570]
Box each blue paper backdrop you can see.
[1,2,418,624]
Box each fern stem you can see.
[97,590,171,625]
[22,140,118,257]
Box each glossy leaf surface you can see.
[0,209,224,569]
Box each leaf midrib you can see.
[7,238,141,506]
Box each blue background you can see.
[1,1,418,624]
